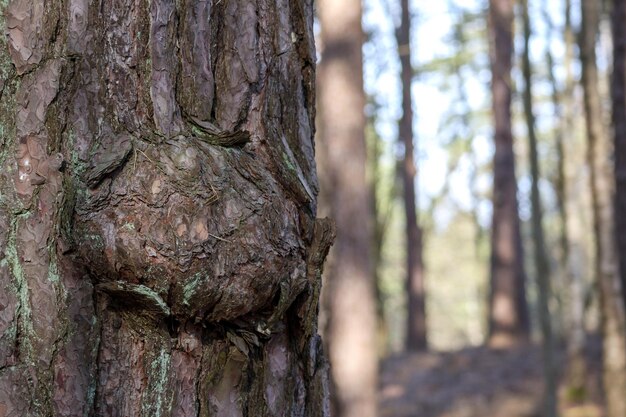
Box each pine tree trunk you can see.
[580,1,626,415]
[316,0,379,416]
[612,0,626,310]
[487,0,530,347]
[396,0,427,352]
[543,0,569,339]
[520,1,558,415]
[368,122,391,354]
[546,0,588,400]
[0,1,333,416]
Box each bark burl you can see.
[0,1,333,416]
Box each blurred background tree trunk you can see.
[0,0,333,415]
[396,0,427,352]
[544,0,589,401]
[612,0,626,310]
[487,0,530,347]
[317,0,379,416]
[520,1,557,415]
[367,118,394,354]
[580,0,626,415]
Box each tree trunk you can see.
[396,0,427,352]
[316,0,379,416]
[580,1,626,415]
[520,1,558,415]
[543,0,569,339]
[612,0,626,310]
[367,121,392,354]
[487,0,530,347]
[545,0,588,401]
[0,1,334,416]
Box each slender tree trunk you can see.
[367,121,391,354]
[543,1,568,338]
[487,0,530,347]
[520,1,558,415]
[0,1,334,416]
[612,0,626,310]
[545,0,589,400]
[396,0,427,352]
[580,1,626,415]
[317,1,379,417]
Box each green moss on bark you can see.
[6,218,35,363]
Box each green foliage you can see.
[425,212,489,349]
[565,385,588,403]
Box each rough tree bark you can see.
[580,0,626,415]
[396,0,427,352]
[487,0,530,347]
[612,0,626,310]
[520,1,557,415]
[316,0,379,416]
[0,1,334,416]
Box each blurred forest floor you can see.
[379,336,604,417]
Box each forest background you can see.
[315,0,626,416]
[344,0,597,351]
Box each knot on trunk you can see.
[73,136,310,324]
